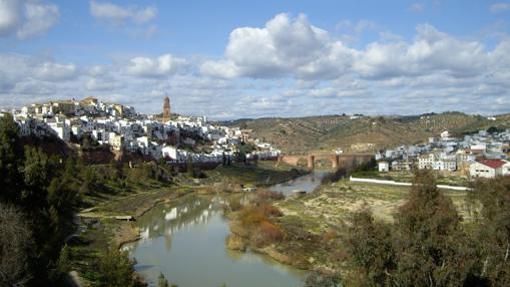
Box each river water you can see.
[125,172,326,287]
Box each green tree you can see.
[48,244,72,285]
[80,166,96,195]
[344,171,478,286]
[96,249,137,287]
[47,177,79,219]
[0,113,23,202]
[469,177,510,285]
[392,170,471,286]
[344,209,395,285]
[21,146,51,208]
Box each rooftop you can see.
[476,159,507,169]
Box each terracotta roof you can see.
[477,159,506,169]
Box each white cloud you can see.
[86,78,122,91]
[0,0,21,36]
[335,19,377,43]
[1,12,510,118]
[490,2,510,13]
[13,80,56,95]
[90,1,157,24]
[353,24,487,79]
[34,62,77,81]
[0,0,59,39]
[201,13,355,80]
[203,15,491,83]
[125,54,186,78]
[17,0,59,38]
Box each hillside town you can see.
[376,129,510,179]
[3,97,281,164]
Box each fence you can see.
[349,176,471,191]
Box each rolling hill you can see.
[223,112,510,154]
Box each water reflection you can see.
[269,172,327,196]
[126,194,305,287]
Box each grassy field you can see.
[204,161,306,188]
[276,179,472,234]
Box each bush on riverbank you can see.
[94,248,145,287]
[236,201,285,248]
[255,189,285,201]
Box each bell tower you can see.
[163,96,171,122]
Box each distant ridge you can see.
[225,112,510,154]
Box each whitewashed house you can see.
[470,159,509,178]
[108,133,124,151]
[162,145,178,160]
[378,161,389,172]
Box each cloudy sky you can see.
[0,0,509,119]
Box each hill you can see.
[224,112,510,154]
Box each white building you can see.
[418,153,457,171]
[378,161,389,172]
[470,159,510,178]
[47,122,70,142]
[108,133,124,151]
[440,130,449,139]
[162,145,178,160]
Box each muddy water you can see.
[125,173,325,287]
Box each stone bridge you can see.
[277,153,374,170]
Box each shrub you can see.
[255,190,285,202]
[253,220,284,246]
[223,197,242,213]
[258,203,283,217]
[239,207,266,227]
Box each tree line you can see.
[343,170,510,286]
[0,114,153,286]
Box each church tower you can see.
[163,96,171,122]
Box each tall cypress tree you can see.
[393,171,470,286]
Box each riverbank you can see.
[225,177,473,278]
[69,161,306,286]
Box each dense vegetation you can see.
[0,114,164,286]
[228,169,510,286]
[343,171,510,286]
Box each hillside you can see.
[224,112,510,154]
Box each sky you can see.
[0,0,509,119]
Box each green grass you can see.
[205,161,305,187]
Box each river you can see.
[124,172,326,287]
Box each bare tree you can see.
[0,203,34,287]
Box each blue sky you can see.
[1,0,510,118]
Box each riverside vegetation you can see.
[227,170,510,286]
[0,113,303,287]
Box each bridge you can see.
[277,153,374,170]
